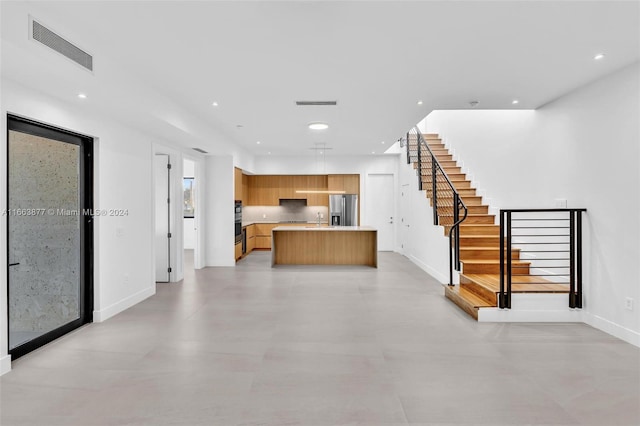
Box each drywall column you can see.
[205,155,235,266]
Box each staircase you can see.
[408,132,571,320]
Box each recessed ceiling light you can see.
[512,99,519,105]
[319,151,323,155]
[308,122,329,130]
[417,100,423,105]
[593,53,605,60]
[371,151,376,154]
[267,152,271,155]
[381,141,385,144]
[256,141,261,144]
[77,93,87,99]
[212,101,219,106]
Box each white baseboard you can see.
[0,354,12,376]
[479,307,584,322]
[584,313,640,347]
[93,285,155,323]
[407,254,448,284]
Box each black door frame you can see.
[6,114,94,360]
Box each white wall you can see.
[397,154,451,283]
[423,63,640,345]
[251,155,399,229]
[204,155,235,266]
[0,80,161,374]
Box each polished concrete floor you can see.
[1,250,639,425]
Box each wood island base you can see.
[271,226,377,267]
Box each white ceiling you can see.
[1,1,639,156]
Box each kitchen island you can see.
[271,226,377,267]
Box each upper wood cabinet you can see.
[242,173,249,205]
[234,167,243,201]
[244,174,358,207]
[328,174,359,194]
[248,175,280,206]
[304,175,329,206]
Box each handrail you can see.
[415,130,463,196]
[406,127,468,285]
[499,208,587,309]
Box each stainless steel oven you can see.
[235,201,242,243]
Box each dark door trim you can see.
[6,114,94,360]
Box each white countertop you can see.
[272,225,376,232]
[242,221,329,227]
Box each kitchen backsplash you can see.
[243,204,329,223]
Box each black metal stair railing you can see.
[499,209,587,309]
[405,127,468,285]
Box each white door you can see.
[155,154,171,282]
[400,184,411,254]
[366,174,395,251]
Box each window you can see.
[183,177,195,218]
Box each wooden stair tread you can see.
[462,274,570,293]
[461,259,530,265]
[440,214,492,218]
[460,246,514,251]
[445,285,495,308]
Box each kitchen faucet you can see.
[317,212,321,226]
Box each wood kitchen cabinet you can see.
[234,242,242,260]
[234,167,243,201]
[328,174,359,194]
[304,175,329,206]
[250,175,280,206]
[244,174,358,207]
[242,173,249,205]
[255,223,277,249]
[246,224,256,252]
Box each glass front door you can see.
[7,116,93,359]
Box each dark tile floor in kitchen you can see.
[1,250,639,425]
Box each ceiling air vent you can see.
[295,101,337,106]
[192,148,208,154]
[30,18,93,72]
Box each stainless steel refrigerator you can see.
[329,194,358,226]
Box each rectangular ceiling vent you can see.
[31,18,93,72]
[295,101,337,106]
[192,147,208,154]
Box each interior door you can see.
[154,154,171,282]
[7,115,93,359]
[366,174,395,251]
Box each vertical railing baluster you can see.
[499,210,505,308]
[432,158,438,225]
[569,210,576,308]
[506,211,512,309]
[454,194,460,270]
[576,210,583,308]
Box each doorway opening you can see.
[7,115,94,360]
[183,158,196,273]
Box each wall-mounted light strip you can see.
[295,190,346,194]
